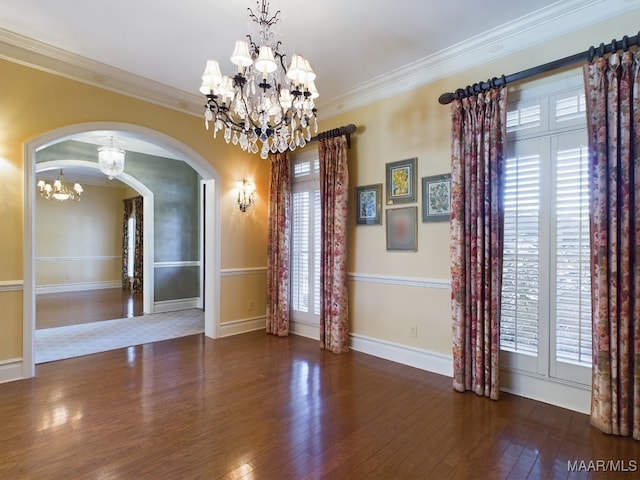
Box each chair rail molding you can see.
[221,267,267,276]
[348,272,450,290]
[0,280,23,292]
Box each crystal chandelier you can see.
[98,136,125,179]
[199,0,319,159]
[37,170,83,201]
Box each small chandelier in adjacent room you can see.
[37,170,83,201]
[98,136,125,179]
[237,180,256,212]
[199,0,319,160]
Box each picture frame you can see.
[355,183,382,225]
[422,174,452,222]
[385,158,417,205]
[386,206,417,251]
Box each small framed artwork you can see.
[386,158,417,205]
[355,183,382,225]
[422,174,452,222]
[386,206,417,251]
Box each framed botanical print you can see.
[385,158,417,205]
[422,173,451,222]
[355,183,382,225]
[386,206,417,251]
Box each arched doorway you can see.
[23,122,221,378]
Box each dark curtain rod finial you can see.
[311,123,357,148]
[438,32,640,105]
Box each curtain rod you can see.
[310,123,357,148]
[438,32,640,105]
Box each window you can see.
[291,150,321,326]
[500,75,591,386]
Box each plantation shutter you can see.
[291,154,321,325]
[501,82,591,385]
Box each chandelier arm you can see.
[248,1,281,29]
[246,35,258,57]
[208,103,249,133]
[235,93,261,131]
[274,47,287,72]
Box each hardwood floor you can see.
[36,288,144,329]
[1,332,638,479]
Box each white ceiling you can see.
[0,0,555,99]
[3,0,639,171]
[3,0,637,111]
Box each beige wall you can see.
[35,183,130,287]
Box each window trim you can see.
[501,73,592,388]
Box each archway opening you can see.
[23,122,221,377]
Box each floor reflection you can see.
[289,359,323,476]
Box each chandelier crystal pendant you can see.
[200,0,319,159]
[37,170,83,201]
[98,136,126,179]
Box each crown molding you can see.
[1,0,638,121]
[317,0,640,118]
[0,28,204,117]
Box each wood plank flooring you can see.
[1,331,638,479]
[36,288,143,329]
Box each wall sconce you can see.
[236,180,256,212]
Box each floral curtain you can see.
[584,50,640,440]
[266,152,291,336]
[319,134,350,353]
[122,198,133,291]
[450,87,507,400]
[122,196,143,293]
[132,196,144,293]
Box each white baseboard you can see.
[0,358,24,384]
[288,327,453,378]
[153,298,200,313]
[219,316,265,337]
[500,368,591,414]
[349,333,454,378]
[347,332,590,414]
[36,281,121,295]
[289,320,320,340]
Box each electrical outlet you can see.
[409,325,418,338]
[247,300,254,312]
